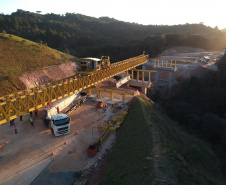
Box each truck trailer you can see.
[43,92,87,136]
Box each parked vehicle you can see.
[43,92,87,136]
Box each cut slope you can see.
[0,33,77,96]
[98,97,226,185]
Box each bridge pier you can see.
[155,71,159,84]
[141,87,147,95]
[169,71,173,88]
[126,80,151,95]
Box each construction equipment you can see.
[43,113,71,136]
[87,142,101,156]
[101,56,110,69]
[75,56,111,75]
[78,57,102,73]
[0,53,148,125]
[96,101,107,109]
[43,92,87,136]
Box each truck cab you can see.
[50,114,70,136]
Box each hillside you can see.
[0,33,76,96]
[94,97,226,185]
[0,10,226,61]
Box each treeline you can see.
[161,54,226,172]
[0,9,226,61]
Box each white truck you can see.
[48,113,71,136]
[43,92,87,136]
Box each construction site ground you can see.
[0,90,134,185]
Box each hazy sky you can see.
[0,0,225,29]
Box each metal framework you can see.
[152,58,177,67]
[129,69,157,82]
[0,54,148,124]
[87,88,134,102]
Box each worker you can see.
[34,109,38,117]
[29,111,32,117]
[30,117,34,126]
[57,107,60,114]
[20,115,23,121]
[103,104,107,112]
[10,119,15,127]
[14,124,17,134]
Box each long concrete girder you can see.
[0,54,149,124]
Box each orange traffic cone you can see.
[51,151,54,155]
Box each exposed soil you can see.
[19,61,78,89]
[0,85,135,185]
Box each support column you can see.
[141,87,147,95]
[87,88,92,96]
[110,92,113,100]
[155,71,159,84]
[169,71,173,88]
[142,71,144,81]
[122,94,126,102]
[98,90,102,98]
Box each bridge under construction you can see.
[0,54,149,124]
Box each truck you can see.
[43,92,87,136]
[48,113,71,136]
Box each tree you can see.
[1,30,6,36]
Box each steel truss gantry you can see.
[0,54,149,124]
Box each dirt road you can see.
[0,95,132,185]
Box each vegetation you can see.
[0,10,226,62]
[98,97,226,185]
[0,9,225,184]
[0,33,76,96]
[0,9,225,95]
[161,53,226,178]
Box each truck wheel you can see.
[51,128,55,136]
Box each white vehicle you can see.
[49,113,71,136]
[43,92,87,136]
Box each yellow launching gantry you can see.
[0,53,149,124]
[75,56,111,75]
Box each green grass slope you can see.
[98,97,226,185]
[0,33,76,96]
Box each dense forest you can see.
[161,54,226,175]
[0,9,226,61]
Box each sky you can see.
[0,0,225,29]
